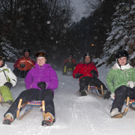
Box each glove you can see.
[37,82,46,90]
[75,73,83,78]
[103,90,111,99]
[110,93,115,100]
[127,81,135,88]
[20,63,25,68]
[91,70,98,78]
[4,82,12,89]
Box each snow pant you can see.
[79,77,108,93]
[4,88,55,120]
[111,85,135,112]
[63,63,75,74]
[0,85,14,102]
[13,68,29,78]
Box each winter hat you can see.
[116,50,129,60]
[0,55,3,61]
[116,50,129,65]
[35,51,48,60]
[23,49,31,56]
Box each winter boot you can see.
[110,108,120,117]
[81,90,88,96]
[42,112,54,126]
[3,113,14,125]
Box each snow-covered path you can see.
[1,62,135,135]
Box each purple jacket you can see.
[25,63,58,93]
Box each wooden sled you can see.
[16,99,45,122]
[78,85,104,97]
[111,96,135,118]
[112,97,129,118]
[88,85,104,97]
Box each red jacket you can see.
[14,56,35,71]
[73,62,98,80]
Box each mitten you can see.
[4,82,12,89]
[37,82,46,90]
[110,93,115,100]
[127,81,135,88]
[20,63,25,68]
[75,73,83,78]
[91,70,98,78]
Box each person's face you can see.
[0,60,3,67]
[69,55,72,58]
[118,57,127,66]
[37,57,46,66]
[85,56,91,64]
[24,52,29,58]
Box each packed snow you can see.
[1,62,135,135]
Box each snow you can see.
[106,35,113,41]
[1,62,135,135]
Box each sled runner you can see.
[78,85,104,97]
[112,97,135,118]
[16,99,46,125]
[112,97,130,118]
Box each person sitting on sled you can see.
[0,54,17,105]
[13,49,35,78]
[3,51,58,126]
[63,54,76,75]
[106,50,135,117]
[73,52,110,98]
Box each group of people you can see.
[67,50,135,118]
[0,49,134,126]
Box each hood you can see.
[0,64,8,70]
[112,62,132,70]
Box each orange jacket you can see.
[16,56,35,71]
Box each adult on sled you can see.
[0,55,17,104]
[73,52,110,97]
[106,50,135,117]
[3,51,58,126]
[63,54,76,75]
[13,49,35,78]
